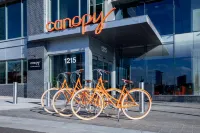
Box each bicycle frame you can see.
[91,75,139,109]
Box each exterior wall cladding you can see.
[26,0,46,98]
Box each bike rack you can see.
[13,82,18,104]
[139,82,144,113]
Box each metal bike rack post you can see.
[56,81,59,88]
[13,82,18,104]
[46,82,51,107]
[139,82,144,113]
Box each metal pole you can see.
[46,82,51,107]
[13,82,18,104]
[139,82,144,113]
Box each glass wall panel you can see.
[174,58,193,95]
[175,0,200,33]
[51,52,85,87]
[145,0,173,35]
[60,0,79,19]
[51,0,58,21]
[193,32,200,95]
[81,0,88,16]
[0,6,5,40]
[8,60,21,83]
[8,2,21,39]
[0,62,6,84]
[23,0,27,36]
[114,1,144,20]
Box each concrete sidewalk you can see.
[0,96,40,111]
[0,97,200,133]
[0,116,154,133]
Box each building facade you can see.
[0,0,200,102]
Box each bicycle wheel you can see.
[41,88,59,114]
[122,89,152,120]
[52,88,74,117]
[71,88,104,120]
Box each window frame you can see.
[0,0,26,42]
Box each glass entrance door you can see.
[92,55,112,88]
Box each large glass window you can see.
[0,6,5,40]
[51,53,85,87]
[8,60,21,83]
[7,2,21,39]
[81,0,88,16]
[0,1,27,40]
[23,0,27,36]
[60,0,79,19]
[114,1,144,20]
[145,0,173,35]
[0,62,6,84]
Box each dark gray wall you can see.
[0,84,27,98]
[27,0,44,36]
[27,41,47,98]
[153,96,200,103]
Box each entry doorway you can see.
[92,55,112,88]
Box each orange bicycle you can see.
[52,69,84,117]
[41,72,70,114]
[52,69,119,117]
[71,69,152,120]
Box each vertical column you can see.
[111,50,116,96]
[85,47,93,87]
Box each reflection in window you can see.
[23,0,27,36]
[51,0,58,21]
[60,0,79,19]
[0,62,6,84]
[81,0,88,16]
[8,2,21,39]
[8,60,21,83]
[114,2,144,20]
[52,53,85,87]
[0,6,5,40]
[174,58,193,95]
[145,0,173,35]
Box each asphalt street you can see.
[0,127,45,133]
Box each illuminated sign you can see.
[46,8,116,35]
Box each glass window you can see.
[51,53,85,87]
[23,0,27,36]
[51,0,58,21]
[0,6,5,40]
[174,58,193,95]
[145,0,173,35]
[23,60,27,83]
[175,0,191,34]
[8,2,21,39]
[81,0,88,16]
[114,2,144,20]
[8,60,21,83]
[0,62,6,84]
[60,0,79,19]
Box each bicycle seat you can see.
[65,72,71,75]
[78,69,84,73]
[103,80,108,83]
[84,80,92,83]
[122,79,133,84]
